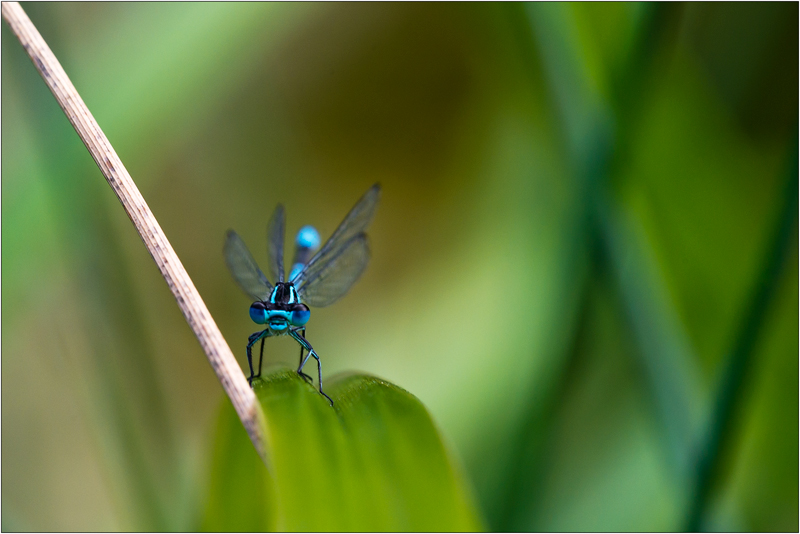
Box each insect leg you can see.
[292,327,313,377]
[289,330,333,406]
[247,330,269,386]
[298,327,305,366]
[295,327,313,383]
[257,337,266,377]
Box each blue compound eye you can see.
[249,302,268,324]
[290,304,310,326]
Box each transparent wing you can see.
[297,234,370,307]
[224,230,273,301]
[267,204,285,283]
[290,184,380,286]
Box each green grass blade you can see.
[685,135,799,531]
[595,192,704,480]
[203,368,483,531]
[526,0,703,482]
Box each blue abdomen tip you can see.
[296,225,320,249]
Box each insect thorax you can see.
[269,282,300,307]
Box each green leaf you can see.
[200,397,276,532]
[203,368,483,532]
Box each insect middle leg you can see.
[246,330,271,386]
[290,329,333,406]
[295,327,313,383]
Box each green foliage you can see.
[203,368,482,531]
[201,396,274,532]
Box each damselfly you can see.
[224,184,380,405]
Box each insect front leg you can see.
[290,330,333,406]
[257,336,266,378]
[247,330,270,386]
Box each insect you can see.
[224,184,380,405]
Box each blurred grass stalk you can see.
[1,3,266,527]
[523,2,797,530]
[494,4,699,529]
[529,0,701,475]
[685,135,798,531]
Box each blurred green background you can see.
[2,2,797,531]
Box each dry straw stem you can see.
[2,2,266,459]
